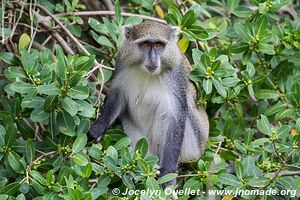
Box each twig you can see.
[177,173,203,178]
[1,0,5,44]
[177,170,300,179]
[55,11,166,24]
[42,35,52,46]
[268,171,300,177]
[214,141,222,154]
[31,3,113,70]
[24,150,57,184]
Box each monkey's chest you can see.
[120,82,175,154]
[126,86,174,128]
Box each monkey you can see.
[89,21,209,187]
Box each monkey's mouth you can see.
[145,65,158,73]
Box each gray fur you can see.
[89,22,209,186]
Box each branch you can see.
[55,11,166,24]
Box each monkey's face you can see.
[120,22,183,75]
[138,40,166,74]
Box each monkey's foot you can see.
[87,124,102,142]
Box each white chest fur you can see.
[114,67,176,155]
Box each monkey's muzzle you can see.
[146,65,158,73]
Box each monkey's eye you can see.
[142,42,151,48]
[154,42,164,49]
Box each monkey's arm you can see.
[89,89,125,141]
[160,68,188,185]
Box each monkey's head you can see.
[119,22,183,75]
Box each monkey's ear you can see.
[123,25,133,39]
[169,26,180,39]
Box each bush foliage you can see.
[0,0,299,199]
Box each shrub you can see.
[0,0,299,199]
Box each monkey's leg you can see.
[160,113,186,187]
[89,90,125,141]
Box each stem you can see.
[55,11,166,24]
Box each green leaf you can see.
[76,54,95,72]
[135,138,148,158]
[124,16,143,25]
[227,0,240,11]
[88,18,105,33]
[30,171,48,186]
[0,52,19,65]
[255,89,278,100]
[275,108,295,120]
[77,100,95,118]
[189,25,208,40]
[76,119,90,135]
[72,134,87,154]
[25,139,35,163]
[248,177,269,187]
[30,106,49,122]
[106,146,118,162]
[61,97,79,116]
[122,174,135,190]
[8,151,25,173]
[4,67,27,80]
[71,154,89,166]
[57,110,75,136]
[234,22,251,42]
[0,182,20,196]
[201,54,211,68]
[265,102,286,116]
[114,137,131,150]
[9,82,36,94]
[102,156,116,171]
[212,79,227,98]
[235,160,244,179]
[97,36,114,49]
[229,43,248,54]
[158,173,178,184]
[0,194,8,200]
[257,115,272,135]
[115,0,122,25]
[67,24,81,37]
[97,175,111,187]
[258,43,275,55]
[0,177,8,188]
[219,173,241,186]
[68,86,89,100]
[203,79,212,94]
[165,14,178,26]
[146,177,160,190]
[38,84,60,95]
[232,6,252,18]
[243,156,263,177]
[55,45,68,80]
[242,50,252,65]
[18,33,31,53]
[222,77,240,87]
[5,123,17,147]
[167,6,182,25]
[83,163,92,177]
[183,177,202,191]
[246,63,256,77]
[276,125,290,139]
[255,15,268,38]
[181,10,196,28]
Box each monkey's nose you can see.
[146,65,158,73]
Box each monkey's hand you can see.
[88,121,106,142]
